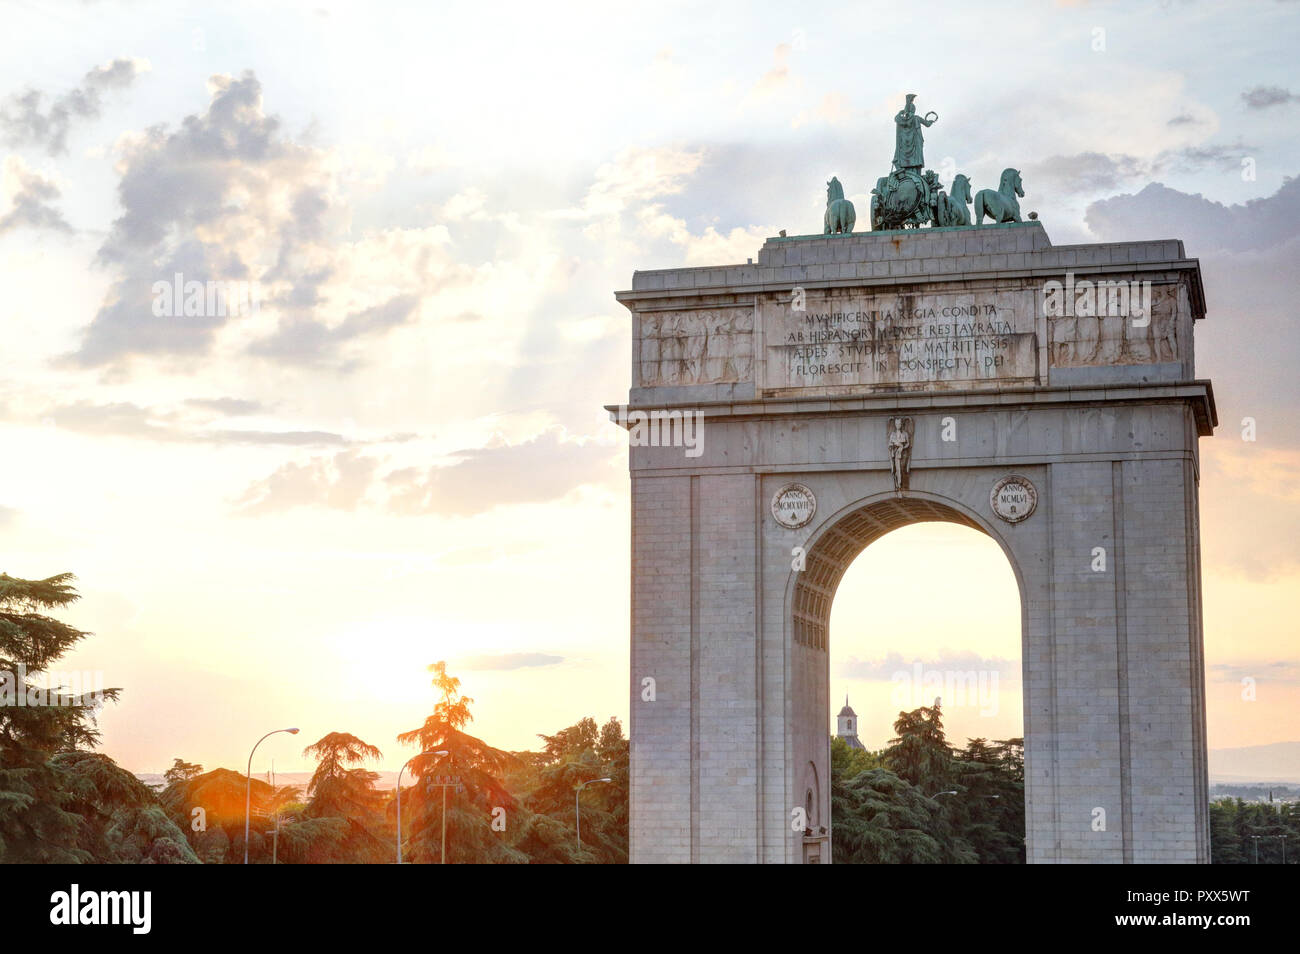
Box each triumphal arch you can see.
[611,96,1215,863]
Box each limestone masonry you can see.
[612,221,1215,863]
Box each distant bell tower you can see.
[836,696,864,750]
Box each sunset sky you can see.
[1,0,1297,774]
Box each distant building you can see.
[836,696,865,750]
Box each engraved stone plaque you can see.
[990,475,1037,523]
[771,483,817,529]
[762,289,1037,396]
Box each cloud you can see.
[792,92,851,129]
[554,145,706,222]
[182,397,265,416]
[1026,152,1149,193]
[384,428,620,516]
[1026,144,1256,196]
[454,652,564,671]
[751,44,796,100]
[66,71,450,374]
[0,156,71,233]
[1241,85,1299,109]
[1085,175,1300,252]
[248,293,421,368]
[234,449,378,515]
[48,400,347,446]
[1209,660,1300,686]
[65,71,299,369]
[0,505,18,529]
[0,57,147,154]
[236,428,619,517]
[1167,142,1256,174]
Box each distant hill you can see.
[1209,741,1300,784]
[133,742,1300,791]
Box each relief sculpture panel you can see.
[638,307,754,386]
[1049,281,1181,368]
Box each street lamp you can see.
[1250,834,1261,864]
[244,727,298,865]
[396,749,448,864]
[575,777,612,847]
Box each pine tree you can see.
[0,572,120,862]
[396,661,524,863]
[301,732,388,862]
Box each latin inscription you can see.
[765,292,1036,393]
[990,475,1038,523]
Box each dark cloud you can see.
[1166,142,1256,174]
[0,160,71,234]
[1167,114,1201,126]
[454,652,564,671]
[1085,175,1300,252]
[98,75,282,263]
[248,293,420,369]
[65,72,299,370]
[1026,145,1257,197]
[385,429,620,516]
[1025,152,1148,193]
[49,400,347,446]
[1242,85,1299,109]
[0,58,144,155]
[69,71,438,373]
[1083,174,1300,550]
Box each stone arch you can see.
[788,489,1028,653]
[785,488,1031,862]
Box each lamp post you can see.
[575,777,612,847]
[396,749,448,864]
[1250,834,1261,864]
[244,727,298,865]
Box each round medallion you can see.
[990,475,1037,524]
[771,483,817,529]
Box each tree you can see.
[831,735,882,781]
[831,768,949,863]
[1209,798,1298,864]
[53,751,197,863]
[163,758,204,786]
[396,661,524,863]
[950,737,1025,863]
[0,573,121,862]
[512,716,629,863]
[159,766,276,863]
[300,732,388,863]
[831,706,1023,864]
[883,702,952,787]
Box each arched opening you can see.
[792,492,1027,864]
